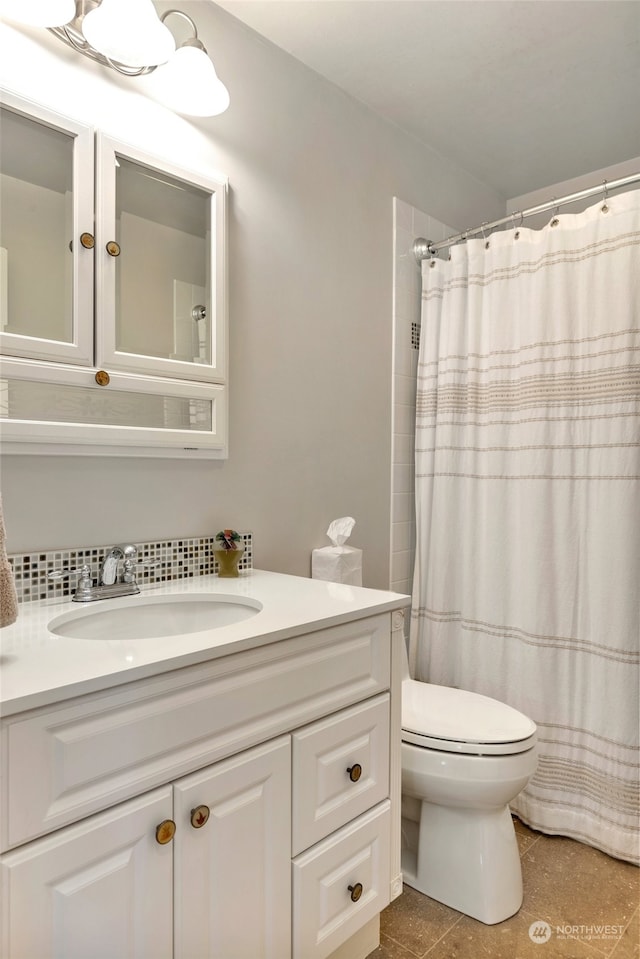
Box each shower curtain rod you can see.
[413,171,640,259]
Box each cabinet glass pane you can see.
[114,155,212,365]
[0,378,212,431]
[0,108,73,344]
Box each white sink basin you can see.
[48,593,262,641]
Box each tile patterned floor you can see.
[368,819,639,959]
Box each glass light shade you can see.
[82,0,175,68]
[147,45,230,117]
[0,0,75,27]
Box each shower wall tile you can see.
[395,284,422,327]
[391,549,412,585]
[394,199,413,233]
[394,263,421,328]
[412,207,431,238]
[393,400,415,437]
[393,521,414,553]
[393,433,413,467]
[392,491,413,527]
[392,197,453,610]
[394,343,413,378]
[393,463,413,495]
[395,371,417,407]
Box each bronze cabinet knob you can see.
[95,370,110,387]
[106,240,121,257]
[346,764,362,783]
[155,819,176,845]
[348,883,363,903]
[80,232,95,249]
[190,805,210,829]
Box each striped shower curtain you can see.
[409,189,640,865]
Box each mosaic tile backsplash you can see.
[9,533,253,604]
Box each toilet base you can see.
[401,802,523,925]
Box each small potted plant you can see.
[214,529,244,577]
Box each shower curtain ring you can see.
[549,199,560,227]
[512,212,523,240]
[601,180,609,213]
[481,222,491,249]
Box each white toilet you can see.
[400,644,538,925]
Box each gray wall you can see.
[0,3,504,587]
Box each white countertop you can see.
[0,570,410,716]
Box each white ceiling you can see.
[214,0,640,199]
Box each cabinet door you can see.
[96,134,227,384]
[0,91,94,365]
[174,736,291,959]
[0,786,173,959]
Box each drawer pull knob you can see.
[106,240,121,257]
[190,804,210,829]
[348,883,363,903]
[347,764,362,783]
[155,819,176,844]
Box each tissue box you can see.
[312,546,362,586]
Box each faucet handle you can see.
[48,565,94,588]
[121,555,159,584]
[127,558,160,582]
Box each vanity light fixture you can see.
[81,0,175,70]
[0,0,230,117]
[141,10,231,117]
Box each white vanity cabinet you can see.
[2,738,290,959]
[1,787,175,959]
[0,611,403,959]
[0,89,228,456]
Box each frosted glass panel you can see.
[0,107,73,343]
[0,379,212,431]
[114,155,212,364]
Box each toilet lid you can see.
[402,678,537,755]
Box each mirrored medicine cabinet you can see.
[0,90,228,456]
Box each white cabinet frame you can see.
[0,356,227,453]
[0,91,229,456]
[95,134,228,385]
[0,90,94,367]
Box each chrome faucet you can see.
[100,544,138,587]
[48,543,157,603]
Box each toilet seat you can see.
[402,678,537,756]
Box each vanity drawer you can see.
[292,693,389,855]
[2,614,390,850]
[292,800,391,959]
